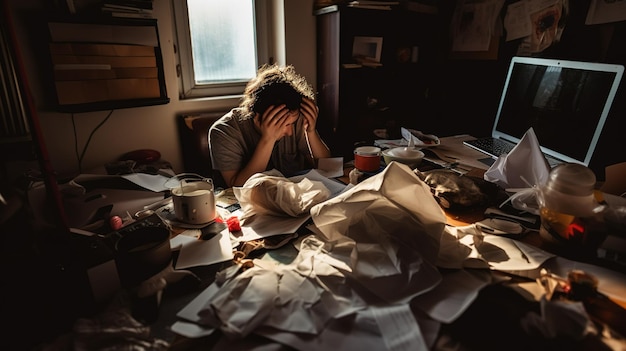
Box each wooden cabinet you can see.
[315,5,438,158]
[47,17,169,113]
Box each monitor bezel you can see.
[492,56,624,166]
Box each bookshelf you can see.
[46,16,169,113]
[315,4,438,158]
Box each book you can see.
[348,1,399,5]
[103,0,153,9]
[347,0,398,10]
[354,55,383,67]
[348,4,392,10]
[105,11,154,19]
[102,4,153,13]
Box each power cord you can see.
[72,109,115,174]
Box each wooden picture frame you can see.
[352,36,383,62]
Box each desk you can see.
[39,136,624,350]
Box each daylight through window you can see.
[173,0,268,99]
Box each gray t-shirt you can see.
[209,108,314,178]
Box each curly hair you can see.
[239,64,315,119]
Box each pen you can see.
[513,241,530,263]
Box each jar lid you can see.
[354,146,381,156]
[546,163,596,196]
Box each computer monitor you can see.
[492,56,624,166]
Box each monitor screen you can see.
[493,57,624,166]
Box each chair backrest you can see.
[177,112,227,189]
[601,162,626,197]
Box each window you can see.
[172,0,278,99]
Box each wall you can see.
[427,0,626,179]
[8,0,624,180]
[7,0,316,177]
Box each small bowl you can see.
[382,147,425,169]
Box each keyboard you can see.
[464,137,515,159]
[464,137,563,168]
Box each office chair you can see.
[177,112,227,189]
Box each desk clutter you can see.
[164,163,625,350]
[37,131,626,350]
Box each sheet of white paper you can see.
[450,0,503,52]
[174,229,234,269]
[316,157,345,179]
[176,283,222,323]
[170,321,215,338]
[256,304,439,351]
[169,231,194,250]
[289,169,349,198]
[238,214,311,241]
[400,127,440,146]
[504,0,531,41]
[374,138,407,149]
[431,134,492,170]
[412,269,491,323]
[122,173,171,192]
[256,307,391,351]
[373,304,429,351]
[458,232,554,271]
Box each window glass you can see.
[187,0,257,84]
[173,0,269,99]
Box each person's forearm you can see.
[231,138,275,187]
[306,130,331,160]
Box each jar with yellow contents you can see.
[538,163,607,255]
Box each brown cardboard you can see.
[52,55,157,67]
[55,78,160,105]
[54,69,116,81]
[54,67,158,81]
[49,43,155,57]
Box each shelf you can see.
[46,17,169,113]
[316,4,438,158]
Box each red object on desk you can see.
[217,216,241,232]
[354,146,381,172]
[226,216,241,232]
[110,215,123,230]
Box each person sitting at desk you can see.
[209,64,331,187]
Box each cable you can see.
[72,112,79,166]
[72,109,115,173]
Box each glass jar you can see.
[538,163,604,249]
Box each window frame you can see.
[172,0,277,100]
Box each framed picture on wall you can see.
[352,36,383,63]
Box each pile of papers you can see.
[167,163,582,350]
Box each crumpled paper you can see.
[401,127,441,146]
[311,162,445,272]
[484,127,550,189]
[483,128,551,214]
[521,296,596,341]
[197,235,365,339]
[196,163,450,335]
[233,171,331,219]
[309,162,446,302]
[184,163,494,345]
